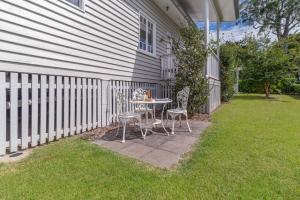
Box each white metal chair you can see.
[166,86,192,134]
[132,88,154,120]
[115,91,145,143]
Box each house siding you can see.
[0,0,180,82]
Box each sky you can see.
[195,0,275,42]
[196,21,270,42]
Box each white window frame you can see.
[138,12,157,57]
[63,0,85,12]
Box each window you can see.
[139,15,155,55]
[65,0,84,10]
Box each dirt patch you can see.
[191,113,210,122]
[80,123,120,141]
[0,149,32,164]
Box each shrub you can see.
[278,77,297,94]
[172,27,208,113]
[293,84,300,95]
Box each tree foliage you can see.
[241,37,289,97]
[241,0,300,39]
[172,27,208,113]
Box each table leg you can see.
[145,103,148,124]
[161,103,169,136]
[153,104,156,128]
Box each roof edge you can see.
[170,0,196,27]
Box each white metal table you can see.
[130,98,172,135]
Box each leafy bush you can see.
[172,27,208,113]
[278,77,297,94]
[239,79,264,93]
[293,84,300,95]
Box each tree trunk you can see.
[264,83,271,98]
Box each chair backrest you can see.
[177,86,190,110]
[132,88,147,101]
[116,91,127,114]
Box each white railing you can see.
[0,72,109,155]
[161,54,177,80]
[207,51,220,80]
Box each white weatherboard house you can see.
[0,0,238,155]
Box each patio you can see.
[92,120,211,169]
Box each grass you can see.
[0,94,299,199]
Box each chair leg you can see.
[138,117,146,140]
[122,121,127,143]
[116,123,120,136]
[171,115,175,135]
[179,115,182,127]
[185,114,192,133]
[166,112,169,127]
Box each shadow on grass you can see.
[234,94,275,100]
[288,95,300,101]
[234,94,295,102]
[233,94,288,102]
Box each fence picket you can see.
[82,78,87,132]
[10,73,18,152]
[101,80,108,126]
[97,79,102,127]
[21,74,29,150]
[76,78,82,134]
[70,77,75,135]
[0,72,6,155]
[87,79,92,130]
[40,75,47,144]
[92,79,97,128]
[56,76,63,139]
[31,75,39,147]
[48,76,55,141]
[112,81,116,122]
[63,77,69,137]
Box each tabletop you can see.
[130,98,172,104]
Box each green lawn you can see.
[0,94,299,200]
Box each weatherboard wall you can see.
[0,0,180,82]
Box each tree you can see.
[172,27,208,113]
[242,37,289,97]
[241,0,300,40]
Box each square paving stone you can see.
[159,140,192,154]
[92,140,108,146]
[140,149,180,169]
[132,134,169,148]
[119,144,154,159]
[101,140,133,151]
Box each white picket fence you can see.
[0,72,169,155]
[0,71,219,155]
[0,72,111,155]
